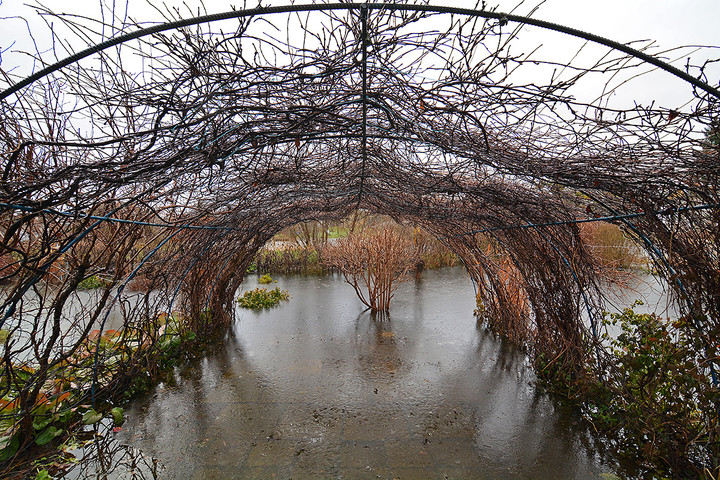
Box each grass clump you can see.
[580,222,640,270]
[237,287,290,309]
[254,246,330,275]
[258,274,274,284]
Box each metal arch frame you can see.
[1,2,718,102]
[164,232,229,338]
[90,226,186,404]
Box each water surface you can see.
[96,268,623,479]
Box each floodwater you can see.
[68,267,637,479]
[1,287,158,362]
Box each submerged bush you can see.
[77,275,112,291]
[258,274,273,284]
[237,287,290,309]
[324,226,416,312]
[590,306,718,475]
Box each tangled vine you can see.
[0,1,718,475]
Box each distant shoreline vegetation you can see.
[248,216,459,277]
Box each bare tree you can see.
[324,226,416,311]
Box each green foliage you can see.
[125,373,152,399]
[34,469,51,480]
[308,249,320,264]
[1,373,78,459]
[576,304,718,475]
[237,287,290,309]
[123,319,201,398]
[535,302,720,476]
[534,348,587,400]
[599,305,710,422]
[77,275,112,291]
[158,335,181,353]
[110,407,124,426]
[0,305,213,473]
[254,246,329,275]
[326,226,349,239]
[35,426,63,446]
[0,311,203,465]
[82,409,103,425]
[32,416,52,432]
[0,434,19,462]
[258,274,274,284]
[0,329,9,345]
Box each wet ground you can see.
[70,268,624,479]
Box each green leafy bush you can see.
[258,274,273,284]
[580,304,719,476]
[77,275,112,290]
[534,301,720,477]
[0,311,205,466]
[237,287,290,309]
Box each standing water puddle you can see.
[68,267,627,479]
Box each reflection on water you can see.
[2,287,162,362]
[594,273,679,342]
[62,425,161,479]
[67,268,625,479]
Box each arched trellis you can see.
[1,1,719,474]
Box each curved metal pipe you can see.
[90,227,184,405]
[1,3,718,101]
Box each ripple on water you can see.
[68,268,625,479]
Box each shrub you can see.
[323,226,416,311]
[580,222,640,270]
[0,311,205,470]
[253,246,330,275]
[77,275,112,290]
[237,287,290,309]
[258,274,273,284]
[552,303,720,477]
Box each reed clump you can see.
[252,246,332,275]
[251,216,458,276]
[580,222,641,270]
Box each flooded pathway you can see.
[90,268,621,478]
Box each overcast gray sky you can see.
[1,0,718,110]
[3,0,718,42]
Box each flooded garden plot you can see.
[87,268,620,479]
